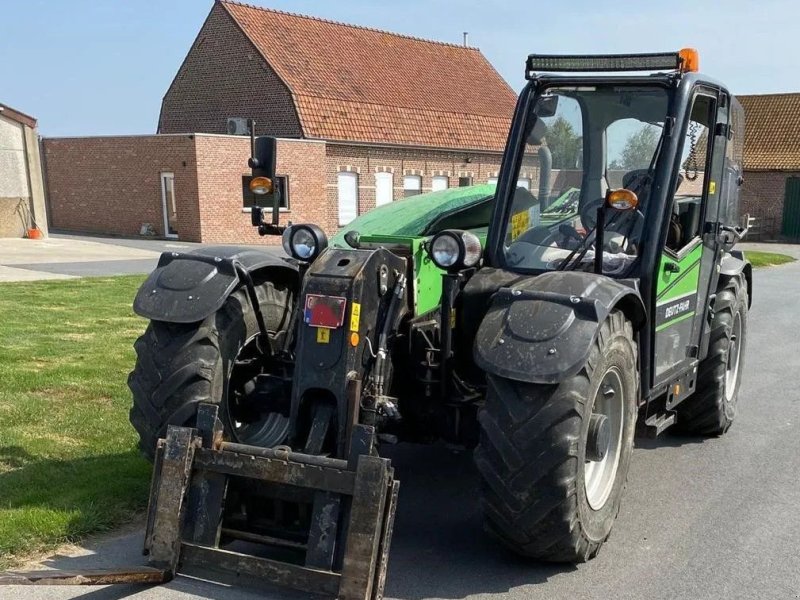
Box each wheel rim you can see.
[584,366,625,510]
[725,312,742,402]
[227,334,290,447]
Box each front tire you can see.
[675,275,748,435]
[128,277,294,459]
[474,311,638,562]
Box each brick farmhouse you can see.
[43,1,517,243]
[736,93,800,240]
[41,2,800,242]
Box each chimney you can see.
[463,32,469,47]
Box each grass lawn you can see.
[0,275,150,568]
[746,250,796,268]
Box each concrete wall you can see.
[0,113,47,237]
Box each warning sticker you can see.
[350,302,361,332]
[316,327,330,344]
[511,210,530,240]
[708,181,716,195]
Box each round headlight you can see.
[281,224,328,262]
[428,230,482,271]
[431,233,460,268]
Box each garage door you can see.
[782,177,800,240]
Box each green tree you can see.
[546,117,582,170]
[615,126,660,170]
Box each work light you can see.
[282,224,328,262]
[428,230,482,271]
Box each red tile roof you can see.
[219,1,517,151]
[737,93,800,171]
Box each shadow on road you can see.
[382,443,573,599]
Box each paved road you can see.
[2,258,799,600]
[0,233,281,281]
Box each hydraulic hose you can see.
[374,273,407,397]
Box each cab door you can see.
[653,89,727,384]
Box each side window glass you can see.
[666,94,715,253]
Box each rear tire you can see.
[675,275,748,435]
[474,311,638,562]
[128,277,293,459]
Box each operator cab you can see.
[487,49,741,283]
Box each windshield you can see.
[502,85,670,274]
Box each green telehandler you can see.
[1,48,751,598]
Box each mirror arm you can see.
[594,206,606,274]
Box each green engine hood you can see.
[331,184,496,245]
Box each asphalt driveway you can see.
[2,252,798,599]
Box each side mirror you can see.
[534,95,559,118]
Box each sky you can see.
[3,0,800,137]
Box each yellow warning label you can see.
[316,327,330,344]
[350,302,361,332]
[709,181,716,195]
[511,210,530,240]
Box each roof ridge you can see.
[294,92,514,121]
[218,0,480,51]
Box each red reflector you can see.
[304,294,347,329]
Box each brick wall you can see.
[741,170,795,239]
[324,143,508,227]
[195,135,326,244]
[43,135,202,240]
[158,3,302,138]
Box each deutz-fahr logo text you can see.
[664,299,691,320]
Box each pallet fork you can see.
[0,403,400,599]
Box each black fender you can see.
[133,246,298,323]
[474,271,646,385]
[721,250,753,307]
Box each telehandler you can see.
[2,48,751,598]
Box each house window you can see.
[242,175,289,209]
[458,176,473,187]
[431,175,449,191]
[517,178,531,190]
[338,171,359,225]
[403,175,422,198]
[375,172,393,206]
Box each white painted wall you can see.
[0,115,30,198]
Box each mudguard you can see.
[474,271,646,385]
[721,250,753,306]
[133,246,297,323]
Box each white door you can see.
[337,172,359,225]
[517,178,531,190]
[160,172,178,238]
[431,176,449,191]
[375,172,393,206]
[487,177,498,186]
